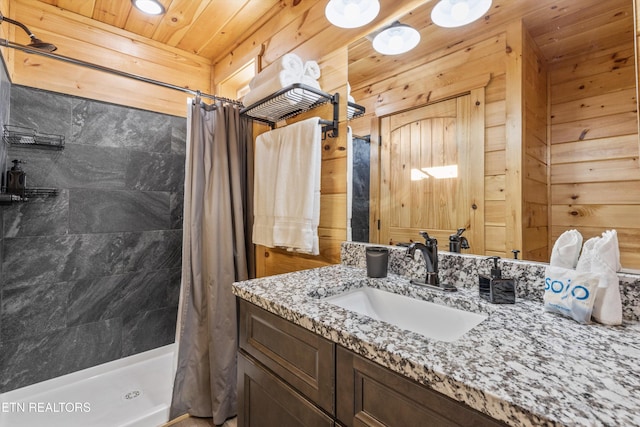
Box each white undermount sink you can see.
[324,287,487,342]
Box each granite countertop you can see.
[232,264,640,427]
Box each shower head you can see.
[27,37,57,52]
[0,12,57,52]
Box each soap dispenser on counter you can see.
[479,256,516,304]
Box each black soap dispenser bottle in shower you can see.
[6,159,26,197]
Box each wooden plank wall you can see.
[351,29,510,258]
[212,0,426,85]
[637,0,640,138]
[549,39,640,268]
[5,0,213,117]
[212,1,427,277]
[521,26,549,261]
[250,50,350,277]
[1,0,13,73]
[484,67,508,258]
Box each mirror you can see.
[350,134,371,243]
[347,0,639,269]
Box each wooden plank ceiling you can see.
[349,0,633,89]
[32,0,286,62]
[30,0,632,74]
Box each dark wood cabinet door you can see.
[337,346,507,427]
[238,353,335,427]
[238,299,335,414]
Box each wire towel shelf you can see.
[347,101,366,120]
[240,83,340,138]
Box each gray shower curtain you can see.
[170,98,254,424]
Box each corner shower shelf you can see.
[1,125,63,204]
[240,83,340,138]
[347,101,365,120]
[25,188,59,197]
[2,125,65,150]
[0,188,59,204]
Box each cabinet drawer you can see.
[238,353,335,427]
[238,299,335,414]
[336,346,507,427]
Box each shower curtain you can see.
[170,98,254,424]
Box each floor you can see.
[164,415,237,427]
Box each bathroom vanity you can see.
[232,243,640,427]
[237,298,505,426]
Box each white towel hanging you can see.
[252,117,322,255]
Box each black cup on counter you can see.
[366,246,389,278]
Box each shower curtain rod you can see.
[0,38,244,107]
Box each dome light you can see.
[431,0,492,28]
[325,0,380,29]
[372,22,420,56]
[132,0,166,16]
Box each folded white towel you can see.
[601,230,622,271]
[272,117,322,255]
[346,82,355,103]
[303,60,321,80]
[301,74,321,91]
[296,75,322,104]
[243,55,324,108]
[576,235,599,273]
[249,53,304,89]
[550,229,583,269]
[243,68,302,107]
[252,130,281,248]
[591,230,622,325]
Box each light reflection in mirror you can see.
[422,165,458,179]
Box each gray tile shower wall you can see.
[0,56,11,372]
[0,56,9,173]
[0,85,185,393]
[351,136,370,243]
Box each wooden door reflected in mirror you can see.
[379,93,485,253]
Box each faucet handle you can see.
[419,230,437,247]
[404,242,416,258]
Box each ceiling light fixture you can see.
[325,0,380,29]
[132,0,166,16]
[372,21,420,56]
[431,0,492,28]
